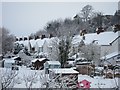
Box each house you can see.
[35,38,50,57]
[101,51,120,65]
[49,68,79,78]
[44,61,61,74]
[31,58,49,70]
[3,58,16,69]
[75,57,94,75]
[100,51,120,78]
[65,59,75,67]
[72,31,120,66]
[12,56,22,66]
[94,66,104,76]
[15,37,59,61]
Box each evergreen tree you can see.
[59,37,71,68]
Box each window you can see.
[39,47,43,52]
[49,47,52,53]
[117,56,120,59]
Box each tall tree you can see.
[80,43,101,66]
[80,5,93,22]
[45,19,62,36]
[0,27,15,56]
[59,37,71,68]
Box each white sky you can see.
[1,1,119,37]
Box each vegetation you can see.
[0,27,15,56]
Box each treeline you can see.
[0,27,15,56]
[34,5,120,38]
[1,5,120,57]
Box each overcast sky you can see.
[1,2,119,37]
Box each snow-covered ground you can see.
[78,74,119,88]
[0,66,50,88]
[0,66,119,89]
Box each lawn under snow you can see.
[0,66,119,89]
[0,66,50,88]
[78,75,119,88]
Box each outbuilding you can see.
[44,61,61,74]
[3,58,16,68]
[31,58,49,70]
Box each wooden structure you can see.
[31,58,49,70]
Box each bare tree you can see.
[80,43,101,66]
[39,72,49,88]
[18,50,33,66]
[22,70,38,89]
[0,68,18,89]
[45,19,63,37]
[48,37,60,61]
[49,73,78,88]
[79,5,94,22]
[1,27,15,56]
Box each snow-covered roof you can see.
[12,56,21,60]
[101,51,120,60]
[78,75,119,88]
[69,52,84,59]
[72,31,119,45]
[15,40,29,47]
[95,67,104,71]
[31,58,47,62]
[75,57,86,61]
[49,68,79,74]
[46,61,61,65]
[3,58,15,63]
[15,37,57,48]
[36,38,46,47]
[29,39,36,47]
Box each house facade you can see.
[101,51,120,65]
[44,61,61,74]
[15,37,59,61]
[3,58,16,68]
[72,31,120,66]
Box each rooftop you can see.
[3,58,15,63]
[72,31,120,45]
[31,58,47,63]
[46,61,61,65]
[49,68,79,74]
[101,51,120,60]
